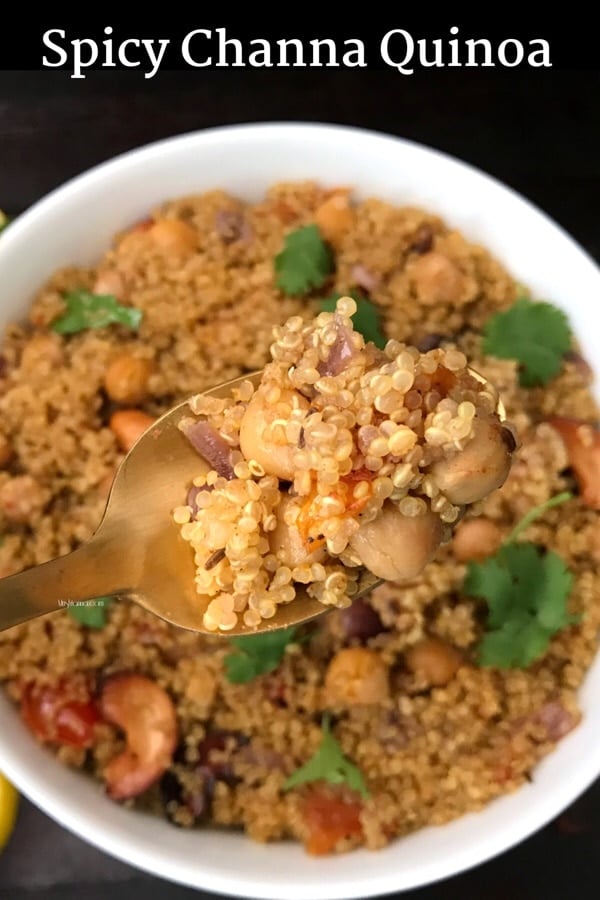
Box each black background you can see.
[0,23,599,900]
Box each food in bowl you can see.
[0,182,597,856]
[176,295,513,631]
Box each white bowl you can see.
[0,124,598,899]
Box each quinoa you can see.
[0,183,598,854]
[177,296,510,631]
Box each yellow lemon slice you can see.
[0,773,18,850]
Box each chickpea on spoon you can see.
[0,299,514,635]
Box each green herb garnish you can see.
[483,297,572,387]
[52,290,142,335]
[0,210,10,234]
[224,626,300,684]
[465,493,577,668]
[320,291,387,349]
[67,596,114,629]
[274,225,334,295]
[284,714,369,798]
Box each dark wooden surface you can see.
[0,66,598,899]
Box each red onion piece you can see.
[237,745,286,771]
[351,263,379,292]
[535,702,578,742]
[215,209,253,244]
[187,483,213,513]
[339,598,384,641]
[318,315,358,377]
[197,730,249,785]
[181,420,235,480]
[564,350,593,382]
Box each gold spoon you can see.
[0,369,502,636]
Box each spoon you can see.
[0,369,503,636]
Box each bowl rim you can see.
[0,121,599,900]
[2,120,599,279]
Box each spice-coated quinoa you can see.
[0,183,598,854]
[177,296,512,632]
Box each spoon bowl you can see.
[100,370,382,634]
[0,368,500,635]
[0,369,381,635]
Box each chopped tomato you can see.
[297,469,374,546]
[344,495,372,518]
[130,217,153,233]
[275,200,297,224]
[340,466,376,485]
[339,469,373,517]
[430,364,458,396]
[303,788,363,855]
[296,489,318,543]
[21,681,98,749]
[492,761,515,785]
[549,417,600,509]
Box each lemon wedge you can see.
[0,772,18,850]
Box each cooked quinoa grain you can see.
[177,296,512,631]
[0,183,598,855]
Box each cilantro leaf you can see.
[0,210,10,234]
[274,225,334,295]
[320,292,387,349]
[466,544,576,668]
[52,290,143,335]
[283,714,369,798]
[67,597,113,629]
[464,555,514,629]
[464,493,577,668]
[503,491,572,544]
[535,551,575,631]
[478,613,551,668]
[224,626,300,684]
[483,297,572,387]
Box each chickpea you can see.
[314,192,354,245]
[20,333,63,371]
[269,495,326,568]
[0,475,46,524]
[325,647,390,706]
[349,503,444,582]
[239,388,309,481]
[430,418,513,506]
[453,517,502,562]
[149,219,197,255]
[104,354,152,405]
[116,228,147,255]
[0,435,13,468]
[109,410,156,453]
[405,637,462,687]
[410,251,465,306]
[93,269,126,300]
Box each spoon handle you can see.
[0,536,129,631]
